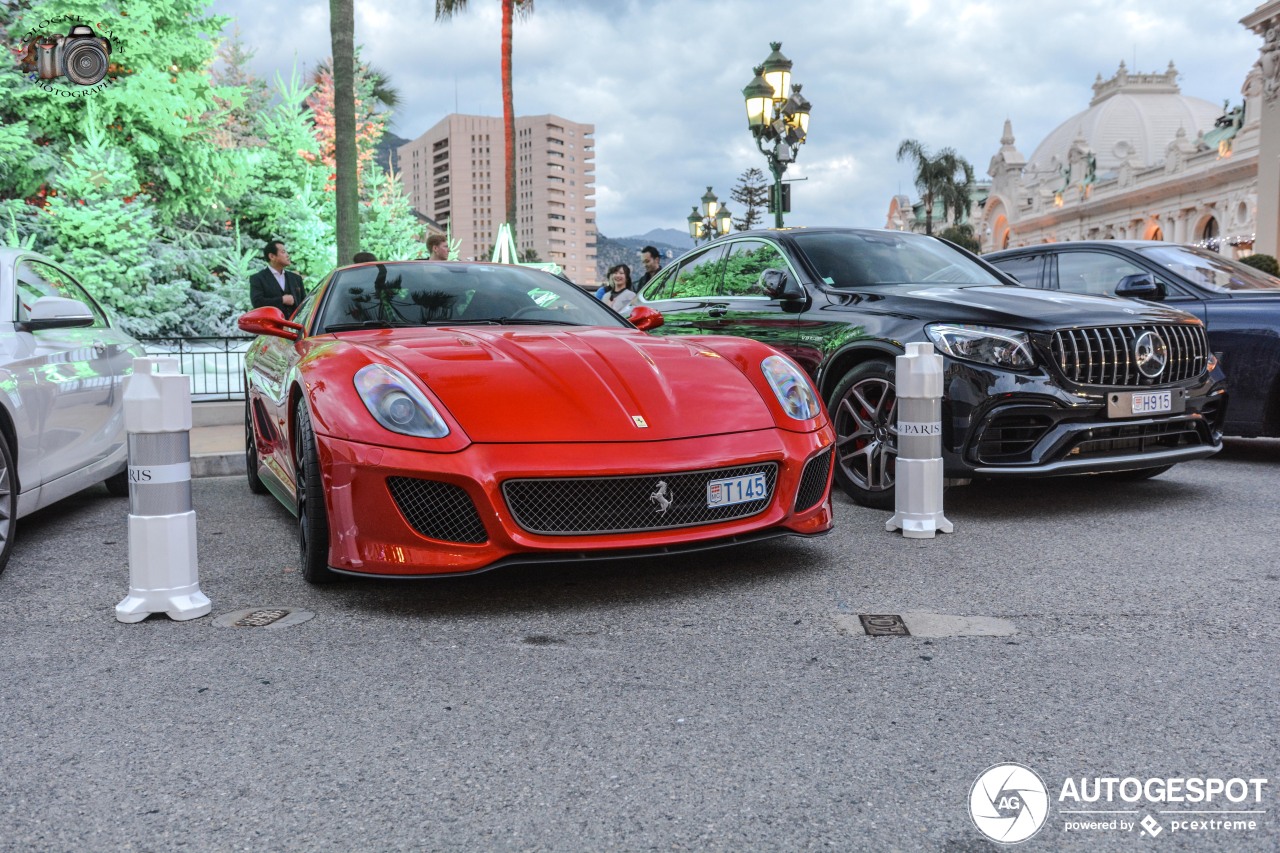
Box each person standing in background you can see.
[601,263,637,315]
[427,234,450,260]
[636,245,663,290]
[249,240,305,317]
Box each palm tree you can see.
[330,0,358,267]
[896,139,975,237]
[435,0,533,230]
[311,59,400,113]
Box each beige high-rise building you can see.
[399,113,597,285]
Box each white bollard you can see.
[886,342,954,539]
[115,357,211,623]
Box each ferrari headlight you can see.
[353,363,450,438]
[761,355,821,420]
[926,324,1035,370]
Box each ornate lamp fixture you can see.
[742,42,813,227]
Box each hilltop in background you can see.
[595,229,693,282]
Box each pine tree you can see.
[209,25,268,151]
[359,165,425,261]
[37,103,187,335]
[238,68,335,282]
[730,168,769,231]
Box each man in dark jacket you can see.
[636,245,663,290]
[249,240,306,317]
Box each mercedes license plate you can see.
[707,472,767,508]
[1108,390,1180,418]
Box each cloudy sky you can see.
[211,0,1264,239]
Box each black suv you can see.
[985,240,1280,438]
[635,227,1227,508]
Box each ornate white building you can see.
[886,1,1280,259]
[976,61,1258,255]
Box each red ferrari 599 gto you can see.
[239,260,834,583]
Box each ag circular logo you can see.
[969,763,1049,844]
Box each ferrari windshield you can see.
[1135,244,1280,293]
[315,262,628,333]
[790,230,1005,288]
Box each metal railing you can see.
[139,336,253,401]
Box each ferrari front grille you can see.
[387,477,488,544]
[794,448,833,512]
[1051,324,1207,386]
[502,463,779,535]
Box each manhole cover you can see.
[213,608,315,629]
[859,614,911,636]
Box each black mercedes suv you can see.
[634,227,1227,509]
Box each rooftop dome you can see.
[1026,61,1222,175]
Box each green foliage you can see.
[896,139,975,236]
[1238,253,1279,275]
[38,106,174,333]
[667,244,786,298]
[938,223,981,254]
[10,0,244,223]
[358,165,424,262]
[0,201,43,249]
[0,4,425,336]
[237,68,335,283]
[0,4,57,200]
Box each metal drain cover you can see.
[213,608,315,629]
[859,614,910,636]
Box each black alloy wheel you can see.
[294,405,340,584]
[829,360,898,510]
[0,436,16,574]
[245,395,267,495]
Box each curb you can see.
[193,452,246,478]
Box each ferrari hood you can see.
[367,327,777,442]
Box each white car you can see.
[0,247,145,572]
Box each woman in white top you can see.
[601,263,637,315]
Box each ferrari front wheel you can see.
[294,404,340,584]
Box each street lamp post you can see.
[742,42,812,228]
[687,186,733,244]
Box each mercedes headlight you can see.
[926,324,1035,370]
[354,363,450,438]
[761,355,821,420]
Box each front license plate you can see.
[707,473,768,508]
[1108,390,1182,418]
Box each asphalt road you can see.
[1,440,1277,851]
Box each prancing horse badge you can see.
[631,415,648,428]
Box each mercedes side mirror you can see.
[760,269,803,301]
[1115,273,1166,301]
